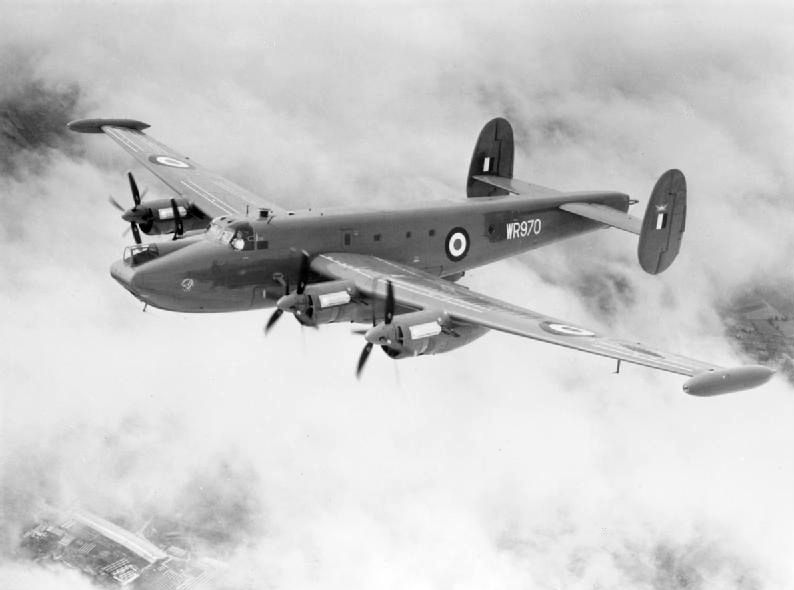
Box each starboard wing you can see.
[311,252,773,395]
[68,118,286,219]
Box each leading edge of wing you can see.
[311,252,774,395]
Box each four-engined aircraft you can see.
[67,116,774,395]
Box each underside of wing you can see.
[311,252,773,395]
[68,118,286,219]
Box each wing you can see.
[68,118,286,219]
[311,252,773,395]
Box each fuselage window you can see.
[429,229,436,237]
[374,234,381,242]
[406,231,412,238]
[344,233,351,246]
[256,239,269,250]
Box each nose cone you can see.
[109,259,172,306]
[110,259,137,294]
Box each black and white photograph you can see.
[1,1,793,588]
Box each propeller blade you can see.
[108,195,125,212]
[128,172,141,207]
[130,222,142,245]
[385,280,395,325]
[356,342,374,379]
[264,309,283,334]
[297,251,311,294]
[170,198,183,240]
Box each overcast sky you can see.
[1,1,794,588]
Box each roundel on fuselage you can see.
[445,227,470,262]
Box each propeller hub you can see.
[364,323,393,345]
[276,293,310,313]
[121,208,149,223]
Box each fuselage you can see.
[110,191,629,313]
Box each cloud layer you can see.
[1,2,794,589]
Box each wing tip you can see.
[67,118,150,134]
[683,365,774,396]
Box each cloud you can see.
[1,2,794,589]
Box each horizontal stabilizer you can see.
[683,365,774,396]
[67,118,150,134]
[472,175,562,198]
[638,169,686,274]
[560,202,642,235]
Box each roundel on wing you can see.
[539,321,596,337]
[445,227,470,262]
[148,154,192,168]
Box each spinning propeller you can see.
[170,198,183,240]
[264,251,313,333]
[356,280,394,379]
[108,172,150,244]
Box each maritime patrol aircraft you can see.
[68,116,773,395]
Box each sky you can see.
[1,1,794,588]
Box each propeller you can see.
[170,198,184,240]
[264,251,312,334]
[126,172,143,244]
[109,172,149,245]
[264,278,289,334]
[356,280,394,379]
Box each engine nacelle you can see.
[304,280,360,324]
[278,280,363,325]
[371,310,489,359]
[124,198,207,235]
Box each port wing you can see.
[68,118,286,219]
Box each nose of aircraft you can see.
[109,259,168,303]
[110,259,137,294]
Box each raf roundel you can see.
[445,227,470,262]
[539,321,596,337]
[148,154,192,169]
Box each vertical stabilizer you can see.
[638,169,687,274]
[467,118,514,198]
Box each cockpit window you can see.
[228,222,255,251]
[205,219,256,251]
[123,244,159,266]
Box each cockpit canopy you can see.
[205,217,267,251]
[123,243,159,266]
